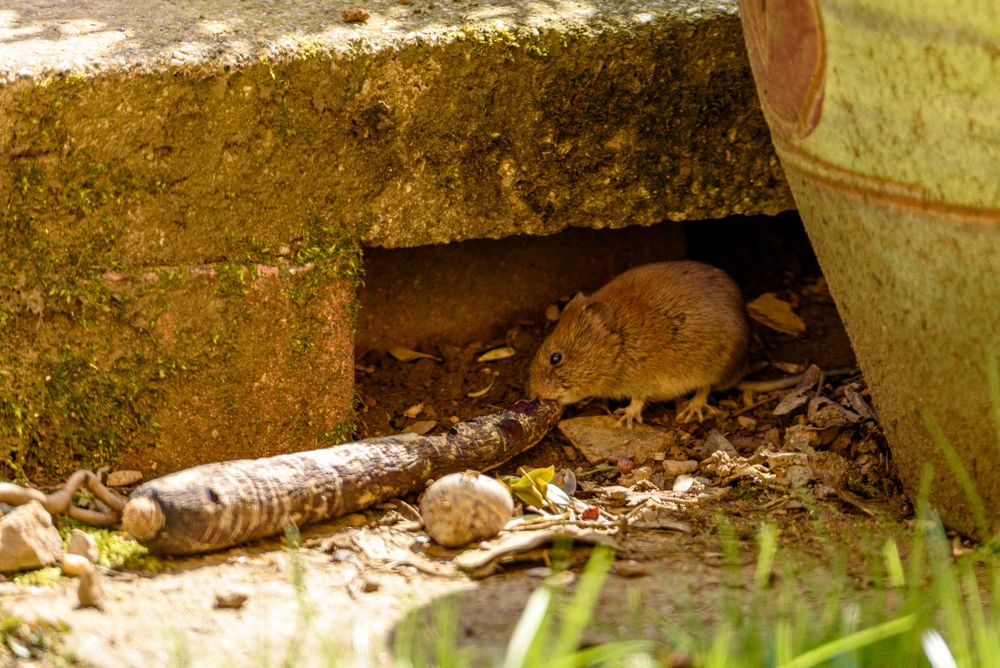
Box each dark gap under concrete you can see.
[355,211,839,361]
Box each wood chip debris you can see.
[453,528,619,578]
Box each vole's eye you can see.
[549,352,563,367]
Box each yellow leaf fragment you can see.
[466,376,496,398]
[747,293,806,336]
[388,346,442,362]
[477,346,516,363]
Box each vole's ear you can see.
[558,292,586,319]
[581,300,616,334]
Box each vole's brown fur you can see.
[527,261,749,426]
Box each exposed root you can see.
[0,470,128,527]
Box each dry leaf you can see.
[773,364,822,416]
[772,361,806,374]
[402,403,424,419]
[747,293,807,336]
[405,420,437,435]
[477,346,516,362]
[803,276,829,297]
[388,346,441,362]
[807,397,861,428]
[467,376,495,398]
[844,387,877,422]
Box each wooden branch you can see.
[122,399,562,555]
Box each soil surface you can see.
[0,220,914,667]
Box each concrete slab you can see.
[1,0,791,256]
[0,260,356,476]
[0,0,793,474]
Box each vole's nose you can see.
[527,377,557,402]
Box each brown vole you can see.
[528,261,749,426]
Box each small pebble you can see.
[61,553,91,577]
[342,6,370,22]
[704,430,737,457]
[525,566,552,578]
[331,549,354,563]
[107,470,143,487]
[613,560,651,577]
[67,529,99,564]
[662,460,698,477]
[77,564,106,610]
[736,416,757,430]
[672,475,696,493]
[214,587,250,609]
[632,465,653,482]
[545,304,560,321]
[616,457,635,475]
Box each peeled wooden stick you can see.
[122,399,562,555]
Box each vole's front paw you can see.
[614,399,645,429]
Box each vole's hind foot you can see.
[614,399,645,429]
[676,387,720,423]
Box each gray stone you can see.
[0,501,62,573]
[67,529,100,564]
[214,586,250,609]
[77,563,107,610]
[702,429,738,457]
[558,415,677,464]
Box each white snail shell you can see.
[419,471,514,547]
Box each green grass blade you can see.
[883,539,906,588]
[988,349,1000,457]
[755,522,779,589]
[926,522,971,667]
[502,584,553,668]
[550,545,616,659]
[546,640,654,668]
[433,598,461,668]
[702,623,735,668]
[921,410,989,537]
[962,564,992,665]
[784,614,919,668]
